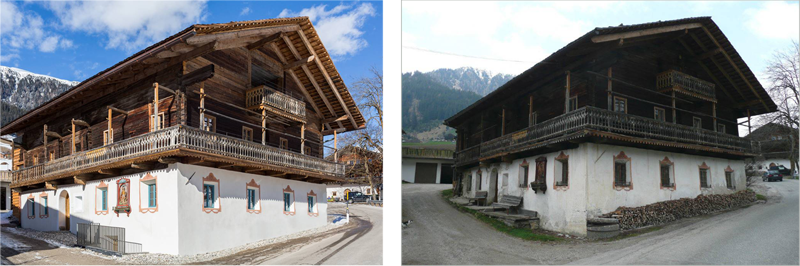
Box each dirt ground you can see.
[1,226,119,265]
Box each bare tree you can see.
[757,41,800,175]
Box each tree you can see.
[758,41,800,175]
[335,67,383,199]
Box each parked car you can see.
[763,170,783,182]
[769,165,792,176]
[346,192,370,203]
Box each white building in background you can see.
[401,144,455,184]
[1,139,12,213]
[445,17,774,237]
[326,183,375,202]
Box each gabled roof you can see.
[445,17,777,126]
[1,17,365,135]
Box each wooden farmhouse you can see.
[3,17,365,255]
[445,17,776,237]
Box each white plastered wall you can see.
[401,158,450,183]
[175,163,327,255]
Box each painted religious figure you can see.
[114,178,132,216]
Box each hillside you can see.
[0,66,79,127]
[425,67,515,96]
[401,71,482,138]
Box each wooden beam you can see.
[591,23,702,43]
[247,32,285,50]
[245,168,264,174]
[322,115,349,124]
[45,181,57,190]
[98,168,120,176]
[45,131,62,139]
[181,64,215,87]
[73,174,93,185]
[322,127,346,135]
[696,47,722,61]
[299,65,337,117]
[131,163,154,170]
[71,119,90,127]
[184,157,205,165]
[676,38,738,102]
[158,157,180,164]
[283,55,314,70]
[296,30,359,129]
[287,70,324,119]
[108,106,129,115]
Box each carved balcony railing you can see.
[402,147,454,160]
[0,171,10,182]
[454,107,754,166]
[245,85,306,121]
[11,126,344,186]
[656,70,716,102]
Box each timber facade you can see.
[4,17,365,255]
[446,17,776,236]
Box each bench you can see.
[492,195,523,214]
[466,191,488,206]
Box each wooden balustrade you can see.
[0,171,11,182]
[402,147,454,159]
[11,126,344,186]
[455,107,754,166]
[656,70,716,101]
[245,85,306,119]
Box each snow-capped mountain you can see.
[1,66,79,127]
[423,67,515,96]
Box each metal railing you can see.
[77,223,143,255]
[245,85,306,118]
[401,147,454,159]
[455,107,754,165]
[656,70,716,100]
[12,126,346,185]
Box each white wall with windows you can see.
[401,158,452,183]
[458,143,747,236]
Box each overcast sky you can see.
[402,1,799,77]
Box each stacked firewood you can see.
[601,190,756,230]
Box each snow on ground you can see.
[1,212,12,225]
[1,232,31,251]
[2,227,74,248]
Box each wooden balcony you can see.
[245,85,306,122]
[11,125,345,188]
[456,107,755,167]
[0,171,10,182]
[402,147,454,160]
[656,70,716,102]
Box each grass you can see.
[756,193,767,201]
[602,226,663,242]
[440,189,561,242]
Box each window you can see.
[613,151,632,189]
[283,185,295,215]
[246,179,261,213]
[242,127,253,141]
[465,174,472,192]
[307,190,318,216]
[654,107,666,122]
[613,97,627,113]
[699,163,711,188]
[247,189,257,210]
[49,150,55,161]
[147,184,157,208]
[40,195,48,218]
[725,166,734,189]
[27,197,35,218]
[96,181,109,215]
[150,112,165,131]
[139,173,158,213]
[280,138,289,150]
[202,173,221,213]
[33,154,39,165]
[366,188,371,194]
[660,157,675,189]
[476,171,482,190]
[204,184,216,208]
[304,146,312,155]
[529,111,538,126]
[555,152,568,187]
[103,129,114,145]
[519,162,529,188]
[693,117,702,129]
[568,97,578,112]
[202,115,216,132]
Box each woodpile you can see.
[601,190,756,230]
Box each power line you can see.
[403,46,538,64]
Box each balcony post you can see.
[747,109,752,134]
[199,85,205,131]
[261,108,266,145]
[43,124,48,163]
[300,123,306,154]
[334,130,338,161]
[712,102,717,131]
[607,67,613,111]
[501,109,505,136]
[71,121,75,154]
[108,108,113,145]
[153,83,159,131]
[672,91,677,124]
[565,70,571,113]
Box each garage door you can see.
[439,164,453,184]
[414,163,438,183]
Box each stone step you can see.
[587,217,619,225]
[587,223,620,232]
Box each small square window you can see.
[529,111,538,126]
[280,138,289,150]
[304,146,312,155]
[693,117,702,129]
[718,124,726,134]
[613,97,627,113]
[242,127,253,141]
[103,129,114,145]
[568,97,578,112]
[202,115,217,132]
[151,112,165,131]
[654,107,666,122]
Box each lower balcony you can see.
[456,106,755,167]
[11,125,345,188]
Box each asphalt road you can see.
[402,181,799,265]
[571,179,799,265]
[261,204,383,265]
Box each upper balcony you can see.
[245,85,306,122]
[656,70,717,102]
[11,125,345,188]
[456,106,755,167]
[402,147,455,160]
[0,171,10,183]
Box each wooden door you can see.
[65,194,70,231]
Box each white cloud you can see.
[39,36,60,52]
[279,3,376,57]
[45,0,207,52]
[0,53,20,62]
[1,0,72,56]
[240,7,250,16]
[745,1,800,40]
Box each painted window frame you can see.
[202,173,221,213]
[307,190,318,217]
[283,185,295,215]
[280,138,289,150]
[476,170,482,191]
[96,181,109,215]
[660,157,676,190]
[39,192,49,218]
[554,152,569,189]
[202,114,217,132]
[613,96,628,114]
[150,110,166,132]
[246,179,261,214]
[725,166,735,189]
[518,160,529,188]
[242,127,253,142]
[27,195,35,219]
[613,151,633,190]
[304,146,312,155]
[465,173,472,192]
[654,107,666,122]
[103,129,114,145]
[139,173,158,213]
[699,162,711,189]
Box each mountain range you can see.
[425,67,515,96]
[0,66,79,128]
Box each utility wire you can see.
[403,46,538,64]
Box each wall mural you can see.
[114,178,131,217]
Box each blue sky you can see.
[403,1,799,77]
[1,1,383,88]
